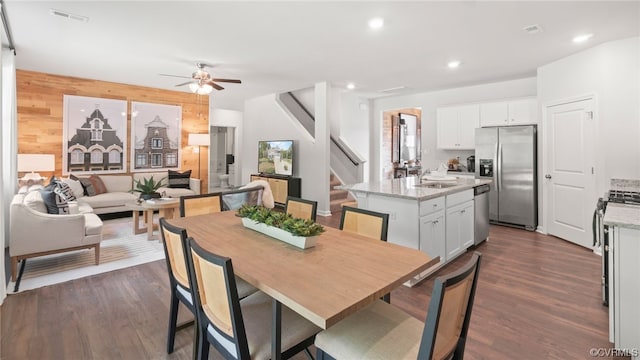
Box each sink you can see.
[414,182,458,189]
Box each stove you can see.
[607,190,640,205]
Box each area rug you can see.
[7,216,166,294]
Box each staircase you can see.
[330,173,355,213]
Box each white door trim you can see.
[541,94,598,248]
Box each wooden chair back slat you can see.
[340,206,389,241]
[180,193,222,217]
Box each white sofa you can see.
[9,190,103,281]
[76,172,200,214]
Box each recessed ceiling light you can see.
[573,33,594,43]
[346,83,355,90]
[368,17,384,29]
[447,60,461,69]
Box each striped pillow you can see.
[51,177,77,201]
[168,170,191,189]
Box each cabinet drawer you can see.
[420,197,445,216]
[446,189,473,207]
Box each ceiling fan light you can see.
[197,84,213,95]
[188,82,199,92]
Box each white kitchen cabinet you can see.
[436,104,479,150]
[480,98,537,127]
[420,210,446,265]
[445,199,474,261]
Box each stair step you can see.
[330,189,348,201]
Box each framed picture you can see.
[130,101,182,172]
[63,95,127,175]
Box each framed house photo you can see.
[63,95,128,175]
[130,101,182,172]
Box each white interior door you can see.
[544,98,595,248]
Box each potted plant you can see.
[236,205,325,249]
[131,176,166,200]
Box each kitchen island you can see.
[339,176,492,285]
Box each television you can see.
[258,140,294,176]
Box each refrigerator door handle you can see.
[497,143,503,191]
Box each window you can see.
[151,153,163,167]
[166,153,177,167]
[151,138,163,149]
[90,119,103,141]
[109,149,120,164]
[70,149,84,164]
[91,150,103,164]
[136,153,147,167]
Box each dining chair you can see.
[340,205,391,302]
[159,218,257,354]
[185,237,321,360]
[159,218,196,354]
[180,192,223,217]
[285,196,318,221]
[339,205,390,241]
[314,252,482,360]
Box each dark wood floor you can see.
[1,212,620,359]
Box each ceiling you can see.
[4,1,639,111]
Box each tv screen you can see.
[258,140,294,176]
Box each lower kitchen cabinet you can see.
[611,226,640,351]
[445,200,474,261]
[419,210,446,265]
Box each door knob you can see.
[545,174,552,179]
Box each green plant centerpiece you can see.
[131,176,166,200]
[236,205,325,248]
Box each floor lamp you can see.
[188,133,210,179]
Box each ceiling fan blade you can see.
[206,81,224,91]
[159,73,192,79]
[175,81,194,87]
[211,78,242,84]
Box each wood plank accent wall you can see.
[16,70,209,192]
[382,108,422,179]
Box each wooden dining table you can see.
[168,211,439,359]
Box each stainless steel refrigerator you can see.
[475,125,537,231]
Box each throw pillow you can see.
[62,177,84,199]
[70,174,94,196]
[50,177,77,201]
[168,170,191,189]
[88,175,108,195]
[40,183,69,215]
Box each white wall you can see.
[241,88,331,214]
[372,77,538,180]
[338,91,370,180]
[209,108,243,188]
[538,36,640,197]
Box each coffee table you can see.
[126,198,180,240]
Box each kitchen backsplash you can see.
[611,178,640,192]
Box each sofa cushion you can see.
[80,192,138,209]
[168,170,191,188]
[76,199,95,214]
[99,175,133,193]
[40,184,69,215]
[83,213,103,236]
[23,190,47,213]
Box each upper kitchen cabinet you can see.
[480,98,537,127]
[436,104,480,149]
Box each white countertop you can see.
[604,203,640,230]
[337,177,492,201]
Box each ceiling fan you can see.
[160,63,241,92]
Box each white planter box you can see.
[241,218,317,249]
